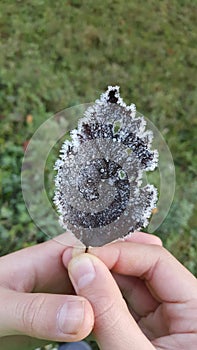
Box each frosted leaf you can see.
[54,86,158,246]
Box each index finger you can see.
[89,242,197,303]
[0,232,83,293]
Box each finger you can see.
[67,253,155,350]
[123,231,162,246]
[0,232,81,294]
[89,242,197,302]
[63,233,162,319]
[152,334,197,350]
[112,272,159,320]
[62,232,162,269]
[111,231,162,318]
[0,287,94,342]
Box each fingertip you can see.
[62,246,86,269]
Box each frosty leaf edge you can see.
[54,86,158,246]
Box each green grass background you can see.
[0,0,196,287]
[0,1,196,349]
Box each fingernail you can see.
[58,300,85,334]
[69,255,96,290]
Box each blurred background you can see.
[0,0,196,286]
[0,1,196,349]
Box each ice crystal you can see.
[54,86,158,246]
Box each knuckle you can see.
[94,295,122,331]
[95,295,116,322]
[16,294,46,336]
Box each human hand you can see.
[63,232,197,350]
[0,234,94,350]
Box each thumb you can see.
[66,253,155,350]
[0,287,94,342]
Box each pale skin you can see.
[0,232,196,350]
